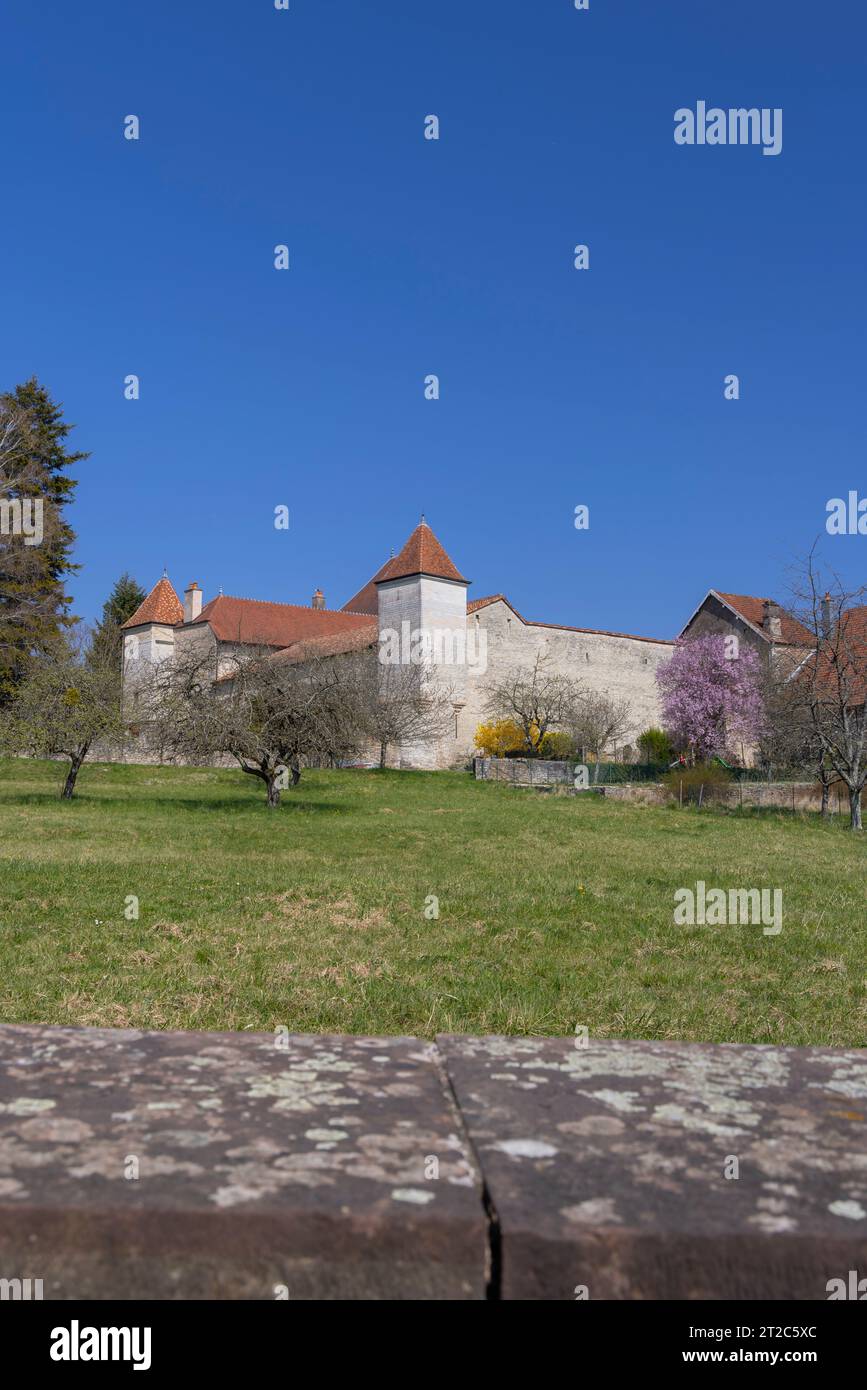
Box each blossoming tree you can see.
[655,634,764,763]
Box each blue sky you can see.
[2,0,864,637]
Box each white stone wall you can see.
[119,590,675,775]
[457,601,673,765]
[122,623,176,674]
[377,574,470,769]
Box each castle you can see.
[121,519,807,769]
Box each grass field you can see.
[0,756,863,1044]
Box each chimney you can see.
[184,582,202,623]
[762,599,782,641]
[821,591,832,638]
[311,588,325,610]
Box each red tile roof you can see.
[468,594,507,614]
[192,595,374,647]
[341,556,399,614]
[716,592,813,645]
[386,521,467,584]
[341,523,466,611]
[122,577,185,629]
[269,623,378,664]
[807,604,867,706]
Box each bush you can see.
[637,727,673,763]
[660,763,732,805]
[473,719,527,758]
[538,730,574,760]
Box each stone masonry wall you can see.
[457,600,673,767]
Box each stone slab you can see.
[439,1035,867,1300]
[0,1026,486,1299]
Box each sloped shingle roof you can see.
[341,556,399,615]
[192,595,374,648]
[716,592,813,645]
[386,522,467,584]
[122,577,185,629]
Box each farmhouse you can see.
[121,520,800,769]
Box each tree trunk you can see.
[61,748,87,800]
[266,774,281,808]
[849,786,862,831]
[820,778,830,818]
[379,740,387,769]
[290,762,301,787]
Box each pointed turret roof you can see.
[382,520,467,584]
[122,576,185,628]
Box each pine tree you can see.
[90,573,146,668]
[0,378,87,700]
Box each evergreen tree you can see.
[0,378,87,700]
[90,573,146,668]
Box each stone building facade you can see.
[121,522,805,770]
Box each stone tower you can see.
[375,520,470,768]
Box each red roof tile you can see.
[385,522,467,584]
[192,595,373,648]
[269,623,378,664]
[341,556,399,614]
[808,604,867,706]
[468,594,507,614]
[122,577,184,629]
[716,592,813,645]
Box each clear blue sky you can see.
[2,0,864,638]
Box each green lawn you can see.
[0,756,863,1044]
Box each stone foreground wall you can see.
[475,759,832,811]
[0,1024,864,1301]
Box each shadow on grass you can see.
[0,791,347,816]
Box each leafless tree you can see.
[759,660,841,814]
[485,652,583,751]
[568,690,633,781]
[780,552,867,830]
[139,642,369,807]
[348,652,455,767]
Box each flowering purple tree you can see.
[655,635,765,762]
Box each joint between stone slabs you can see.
[432,1036,502,1301]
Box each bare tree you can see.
[759,660,841,815]
[141,642,368,807]
[568,690,633,781]
[0,627,122,798]
[349,652,455,767]
[485,652,582,751]
[781,553,867,830]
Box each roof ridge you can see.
[203,593,360,618]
